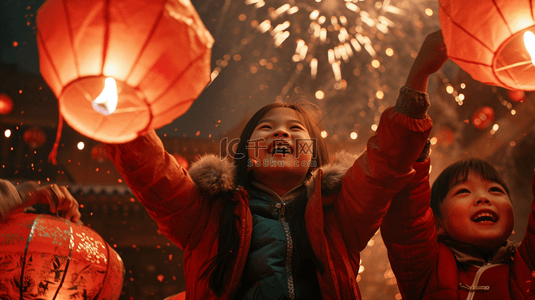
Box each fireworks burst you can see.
[245,0,406,82]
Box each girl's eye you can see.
[291,126,303,130]
[258,125,271,129]
[490,186,505,194]
[454,188,470,195]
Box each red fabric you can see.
[105,106,431,300]
[382,161,535,300]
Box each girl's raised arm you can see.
[105,130,210,250]
[335,30,447,251]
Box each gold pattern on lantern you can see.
[75,232,108,265]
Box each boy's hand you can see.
[405,30,448,92]
[29,184,82,223]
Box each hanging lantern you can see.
[91,143,109,163]
[439,0,535,90]
[36,0,214,143]
[507,89,526,102]
[471,106,495,130]
[435,127,455,147]
[24,127,47,148]
[171,153,189,170]
[0,213,124,299]
[0,93,13,115]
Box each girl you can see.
[382,156,535,299]
[105,31,446,300]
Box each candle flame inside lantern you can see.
[524,31,535,66]
[92,77,118,115]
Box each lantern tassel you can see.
[48,114,64,165]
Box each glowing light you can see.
[425,8,433,16]
[376,91,384,99]
[332,61,342,82]
[493,124,499,131]
[77,141,85,150]
[315,90,325,99]
[524,31,535,66]
[350,132,358,139]
[458,93,465,101]
[4,129,11,138]
[430,137,437,145]
[371,59,380,68]
[310,58,318,79]
[371,124,378,131]
[92,77,118,116]
[460,83,466,89]
[385,48,394,56]
[446,85,454,94]
[321,130,328,138]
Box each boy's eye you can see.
[454,188,470,195]
[291,125,303,130]
[258,125,271,129]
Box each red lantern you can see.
[36,0,214,143]
[435,128,455,146]
[24,127,47,148]
[171,153,189,170]
[0,213,124,299]
[91,143,109,163]
[439,0,535,90]
[507,89,526,102]
[0,93,13,115]
[471,106,495,130]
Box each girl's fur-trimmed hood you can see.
[187,152,357,198]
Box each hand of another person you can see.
[406,30,449,92]
[28,184,82,223]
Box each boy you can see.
[381,157,535,299]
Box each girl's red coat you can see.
[106,106,431,299]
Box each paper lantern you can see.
[0,213,124,299]
[439,0,535,90]
[507,89,526,102]
[36,0,214,143]
[91,143,109,163]
[472,106,495,130]
[24,127,47,148]
[171,153,189,170]
[0,93,13,115]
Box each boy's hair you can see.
[430,157,511,219]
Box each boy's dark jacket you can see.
[105,89,432,299]
[382,159,535,300]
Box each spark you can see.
[246,0,406,81]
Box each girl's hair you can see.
[206,99,329,295]
[430,157,511,219]
[235,100,330,186]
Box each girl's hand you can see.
[405,30,448,92]
[29,184,82,223]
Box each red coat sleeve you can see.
[105,130,212,251]
[381,158,439,300]
[336,87,433,252]
[516,173,535,271]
